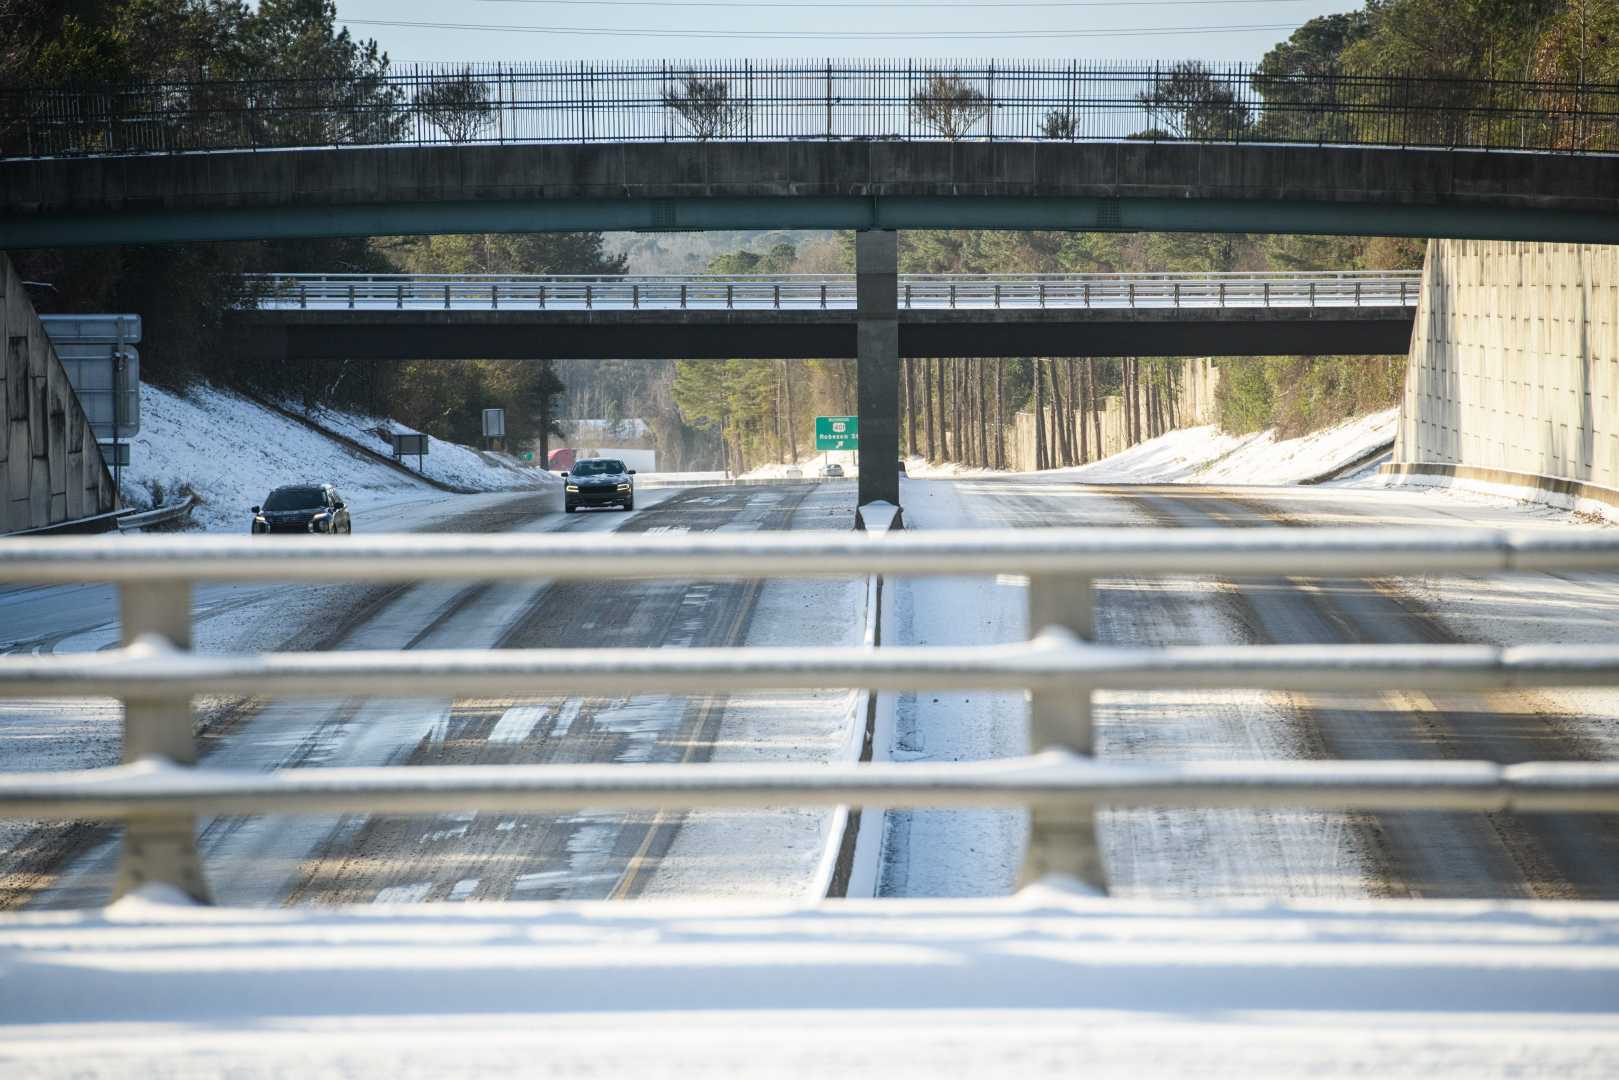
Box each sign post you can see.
[393,432,429,474]
[815,416,858,473]
[814,415,858,451]
[482,408,506,451]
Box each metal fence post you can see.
[116,580,210,903]
[1018,574,1104,893]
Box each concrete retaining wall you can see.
[1394,240,1619,484]
[2,254,118,533]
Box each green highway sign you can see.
[520,451,534,461]
[815,415,858,451]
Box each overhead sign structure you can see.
[815,415,858,452]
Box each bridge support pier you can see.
[855,229,901,523]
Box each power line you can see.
[340,17,1303,39]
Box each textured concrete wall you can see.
[8,142,1618,248]
[1008,358,1219,471]
[2,254,118,533]
[1395,240,1619,484]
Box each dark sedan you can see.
[251,483,352,535]
[563,458,635,513]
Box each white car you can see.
[819,463,844,478]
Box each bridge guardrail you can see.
[245,271,1424,313]
[3,525,1619,904]
[5,60,1617,158]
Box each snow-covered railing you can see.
[244,271,1423,314]
[2,525,1618,906]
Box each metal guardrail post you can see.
[491,283,499,309]
[586,283,593,309]
[633,283,639,309]
[1019,574,1104,892]
[116,580,210,903]
[444,283,451,310]
[396,282,403,310]
[347,283,354,310]
[681,283,687,309]
[821,282,827,309]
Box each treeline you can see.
[3,0,624,453]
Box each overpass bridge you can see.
[238,270,1419,360]
[3,60,1617,248]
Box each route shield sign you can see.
[815,415,858,451]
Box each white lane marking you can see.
[373,882,434,904]
[421,824,470,844]
[447,878,480,902]
[488,703,550,744]
[555,699,584,729]
[644,525,690,535]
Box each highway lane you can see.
[887,476,1619,900]
[20,481,859,909]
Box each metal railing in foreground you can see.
[5,60,1617,158]
[3,525,1619,904]
[244,271,1423,314]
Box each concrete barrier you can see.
[1,255,118,534]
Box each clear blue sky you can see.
[334,0,1367,65]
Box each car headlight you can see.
[566,484,579,492]
[252,516,268,532]
[617,483,631,492]
[308,513,329,532]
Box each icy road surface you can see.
[880,475,1619,901]
[3,482,861,909]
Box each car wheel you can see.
[623,499,634,511]
[565,504,577,514]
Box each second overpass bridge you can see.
[239,270,1419,360]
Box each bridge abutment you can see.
[1394,239,1619,490]
[855,230,900,519]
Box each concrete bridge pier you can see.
[855,229,901,525]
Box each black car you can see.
[563,458,636,513]
[251,483,352,535]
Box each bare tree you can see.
[910,73,988,141]
[663,73,745,141]
[1040,109,1078,140]
[415,67,495,144]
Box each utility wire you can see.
[341,17,1302,39]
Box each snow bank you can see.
[297,403,557,494]
[1058,408,1398,486]
[122,384,430,532]
[118,384,556,532]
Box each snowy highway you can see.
[2,482,862,909]
[883,476,1619,900]
[6,473,1618,909]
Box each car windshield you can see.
[571,460,624,477]
[264,486,325,511]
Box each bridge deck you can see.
[3,890,1615,1077]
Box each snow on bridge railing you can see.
[243,271,1424,313]
[2,525,1619,904]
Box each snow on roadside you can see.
[119,383,554,532]
[297,402,556,494]
[1056,407,1398,486]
